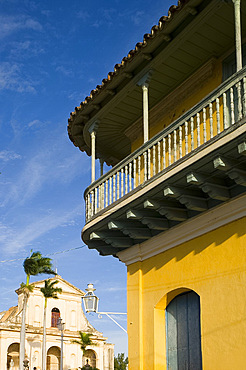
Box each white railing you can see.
[85,67,246,222]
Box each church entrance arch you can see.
[46,346,60,370]
[83,349,97,368]
[7,343,19,370]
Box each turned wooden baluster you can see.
[158,141,161,173]
[144,151,147,181]
[125,165,128,194]
[113,174,116,202]
[163,137,166,170]
[121,168,124,197]
[174,129,177,162]
[153,145,156,176]
[243,77,246,117]
[138,155,141,186]
[230,87,235,125]
[222,93,228,129]
[216,98,220,134]
[133,159,137,189]
[190,117,194,151]
[197,113,200,147]
[185,121,188,155]
[179,126,182,159]
[168,134,171,166]
[117,171,120,200]
[129,162,132,191]
[209,102,213,139]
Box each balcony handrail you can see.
[85,66,246,196]
[84,66,246,221]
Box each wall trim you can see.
[117,194,246,265]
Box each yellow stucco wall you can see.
[127,216,246,370]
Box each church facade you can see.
[0,276,114,370]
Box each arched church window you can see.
[51,307,60,327]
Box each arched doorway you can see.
[46,346,60,370]
[166,291,202,370]
[7,343,19,370]
[51,307,60,327]
[83,349,97,368]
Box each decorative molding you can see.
[124,58,217,143]
[117,194,246,265]
[88,120,99,134]
[137,70,154,87]
[160,34,172,42]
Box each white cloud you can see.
[0,62,36,93]
[131,11,144,25]
[0,150,21,162]
[0,15,42,39]
[9,40,44,58]
[77,11,90,22]
[102,8,116,21]
[104,286,127,292]
[0,205,83,255]
[56,65,73,77]
[27,119,44,128]
[1,132,90,208]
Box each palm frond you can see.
[20,282,34,295]
[40,279,62,299]
[23,251,56,278]
[71,331,96,354]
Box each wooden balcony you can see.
[82,67,246,256]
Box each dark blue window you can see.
[166,291,202,370]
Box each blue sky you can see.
[0,0,175,355]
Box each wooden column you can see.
[88,122,99,184]
[137,71,153,144]
[233,0,242,71]
[91,130,96,183]
[142,83,149,143]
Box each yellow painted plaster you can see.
[127,217,246,370]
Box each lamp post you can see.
[82,284,127,333]
[57,317,65,370]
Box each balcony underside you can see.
[82,120,246,257]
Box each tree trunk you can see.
[19,292,28,370]
[42,298,47,370]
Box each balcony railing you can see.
[85,67,246,222]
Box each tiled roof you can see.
[0,306,18,323]
[68,0,188,125]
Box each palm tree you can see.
[41,279,62,370]
[71,331,97,367]
[19,251,55,370]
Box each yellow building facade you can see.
[68,0,246,368]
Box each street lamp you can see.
[57,317,65,370]
[82,284,127,333]
[83,283,99,313]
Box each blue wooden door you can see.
[166,291,202,370]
